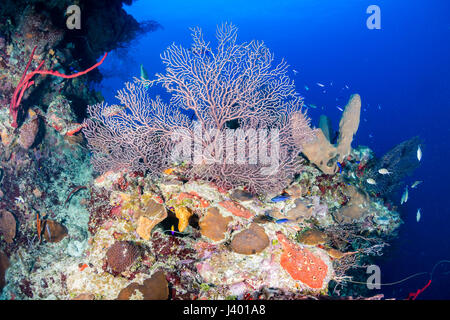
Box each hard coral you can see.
[117,270,169,300]
[297,229,328,246]
[106,241,140,274]
[230,223,269,255]
[0,209,16,243]
[199,207,233,242]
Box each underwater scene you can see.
[0,0,449,303]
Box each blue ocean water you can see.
[98,0,450,299]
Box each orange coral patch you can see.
[218,200,253,219]
[276,232,328,290]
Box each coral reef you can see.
[0,13,416,301]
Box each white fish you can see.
[411,180,423,189]
[417,145,422,161]
[293,69,299,75]
[336,106,343,111]
[378,168,392,175]
[366,178,377,185]
[378,104,382,110]
[401,186,409,204]
[345,85,349,89]
[416,208,421,222]
[317,82,325,87]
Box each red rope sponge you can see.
[9,46,108,128]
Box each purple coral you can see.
[83,23,315,194]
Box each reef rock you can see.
[298,229,329,246]
[301,94,361,174]
[18,115,40,149]
[334,186,371,223]
[0,210,16,243]
[117,271,169,300]
[199,207,233,242]
[283,199,314,221]
[230,189,255,202]
[72,293,95,300]
[0,250,9,291]
[230,223,269,255]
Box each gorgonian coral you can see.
[83,23,315,194]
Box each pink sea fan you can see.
[84,23,315,194]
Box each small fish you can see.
[366,178,377,185]
[336,106,343,112]
[304,85,309,91]
[401,186,409,204]
[271,195,291,202]
[417,145,422,161]
[378,104,382,110]
[411,180,423,189]
[345,84,349,89]
[140,64,149,81]
[316,82,325,87]
[378,168,392,175]
[275,218,290,224]
[292,69,299,75]
[336,162,343,174]
[416,208,421,222]
[308,104,318,109]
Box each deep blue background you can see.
[97,0,450,299]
